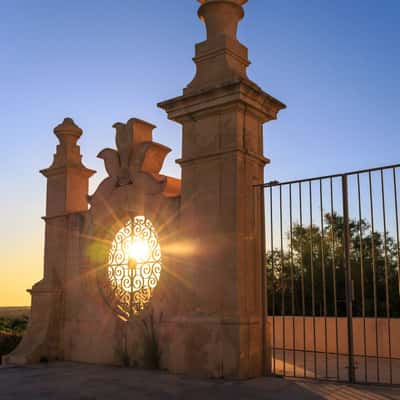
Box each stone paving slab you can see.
[0,363,400,400]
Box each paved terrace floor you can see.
[1,363,400,400]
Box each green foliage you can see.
[0,333,22,362]
[0,316,28,362]
[267,213,400,317]
[0,315,28,335]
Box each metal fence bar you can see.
[381,170,393,384]
[319,179,328,379]
[269,186,276,375]
[289,184,296,377]
[369,171,380,383]
[309,181,317,378]
[258,163,400,188]
[394,169,400,298]
[330,177,340,381]
[260,186,267,376]
[342,175,355,383]
[279,185,286,375]
[357,173,368,383]
[299,182,307,378]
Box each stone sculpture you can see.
[4,0,284,379]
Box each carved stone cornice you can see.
[40,165,95,178]
[176,148,271,167]
[158,78,286,124]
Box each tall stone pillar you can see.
[4,118,95,364]
[40,117,95,287]
[158,0,285,378]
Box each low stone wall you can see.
[267,316,400,359]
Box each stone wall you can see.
[268,316,400,359]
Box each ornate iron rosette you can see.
[100,216,162,320]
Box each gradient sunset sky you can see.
[1,0,399,306]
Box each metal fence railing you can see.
[257,163,400,384]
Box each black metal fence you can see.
[258,163,400,384]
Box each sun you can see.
[127,238,150,263]
[106,216,162,318]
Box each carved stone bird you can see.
[97,148,120,178]
[88,148,120,207]
[113,122,131,185]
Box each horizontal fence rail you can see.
[259,163,400,384]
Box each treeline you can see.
[266,213,400,317]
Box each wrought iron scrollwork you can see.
[101,216,162,320]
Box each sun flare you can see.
[106,216,162,318]
[127,238,150,263]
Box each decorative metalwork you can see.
[103,216,162,320]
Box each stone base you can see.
[2,280,61,365]
[159,315,265,379]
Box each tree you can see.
[266,213,400,317]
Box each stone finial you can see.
[41,118,95,217]
[54,117,83,144]
[180,0,250,94]
[42,117,90,172]
[197,0,247,41]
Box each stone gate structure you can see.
[5,0,285,379]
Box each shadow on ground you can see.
[0,363,399,400]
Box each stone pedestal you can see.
[3,119,95,365]
[158,0,285,378]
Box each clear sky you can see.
[1,0,399,306]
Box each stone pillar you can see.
[41,118,95,218]
[158,0,285,378]
[3,118,95,364]
[40,118,95,287]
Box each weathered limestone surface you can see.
[4,116,182,369]
[157,0,285,378]
[4,118,95,365]
[4,0,285,380]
